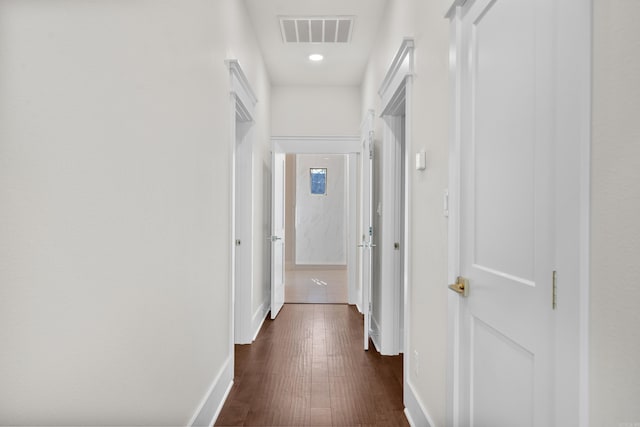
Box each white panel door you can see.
[456,0,555,425]
[360,132,374,350]
[270,152,286,319]
[234,122,253,343]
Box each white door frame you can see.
[377,39,413,361]
[359,110,375,336]
[271,136,361,304]
[444,1,591,425]
[227,59,258,348]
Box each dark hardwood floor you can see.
[215,304,409,427]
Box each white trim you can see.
[228,78,237,381]
[271,136,361,312]
[226,59,258,119]
[378,39,414,358]
[555,0,592,425]
[188,356,233,427]
[445,8,464,427]
[403,75,413,365]
[443,0,468,18]
[404,380,437,427]
[251,300,270,342]
[378,38,414,110]
[228,59,258,347]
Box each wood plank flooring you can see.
[215,304,409,427]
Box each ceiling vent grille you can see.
[279,16,354,43]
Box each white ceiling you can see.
[243,0,389,86]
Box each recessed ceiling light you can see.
[309,54,324,62]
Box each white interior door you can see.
[454,0,555,425]
[234,121,252,343]
[360,131,374,350]
[270,151,286,319]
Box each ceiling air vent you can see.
[279,16,354,43]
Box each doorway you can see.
[375,101,407,356]
[375,39,414,358]
[284,153,350,304]
[269,137,361,318]
[227,59,260,346]
[234,120,253,344]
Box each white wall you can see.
[271,85,361,136]
[591,0,640,424]
[295,154,347,265]
[360,0,450,424]
[0,1,270,425]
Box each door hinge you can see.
[369,302,372,314]
[552,270,557,310]
[443,189,449,218]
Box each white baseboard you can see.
[188,356,233,427]
[404,380,436,427]
[356,289,363,314]
[370,315,382,353]
[251,300,269,341]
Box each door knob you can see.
[448,276,469,297]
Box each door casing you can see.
[376,39,414,367]
[270,136,361,308]
[227,60,258,351]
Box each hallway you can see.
[216,304,408,426]
[2,1,631,425]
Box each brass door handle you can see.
[448,276,469,297]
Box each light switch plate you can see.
[416,151,426,170]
